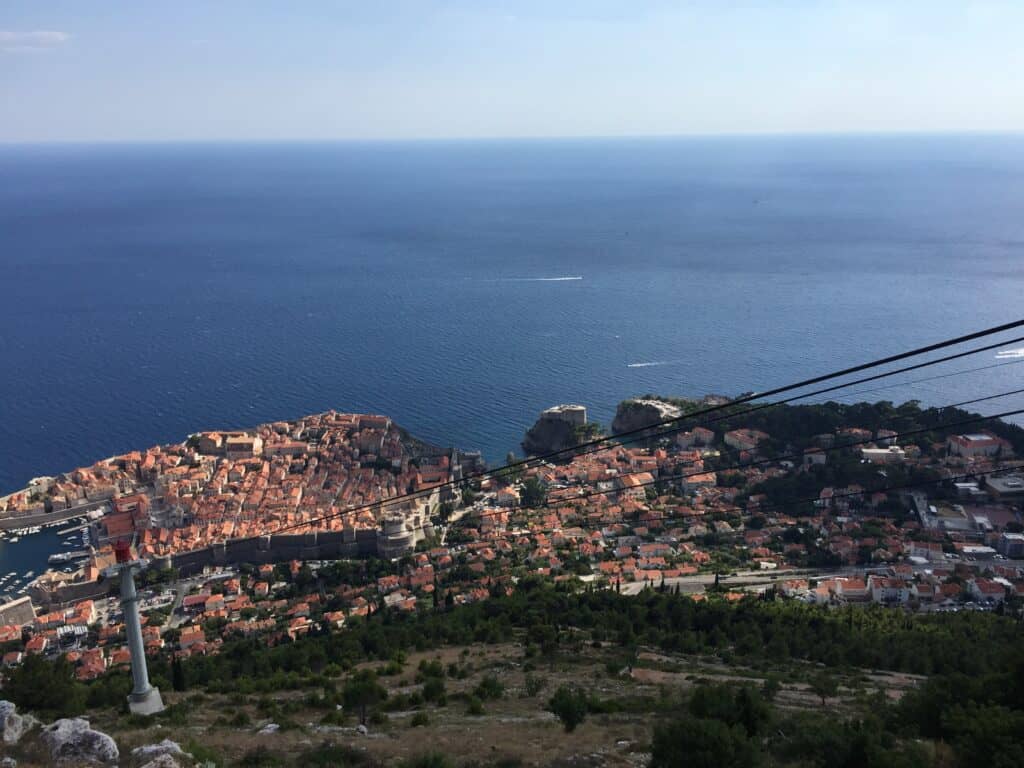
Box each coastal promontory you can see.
[521,404,601,457]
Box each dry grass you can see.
[5,642,919,767]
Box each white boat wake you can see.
[507,276,582,282]
[627,360,683,368]
[472,276,583,282]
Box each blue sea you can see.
[2,134,1024,509]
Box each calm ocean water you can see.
[2,135,1024,511]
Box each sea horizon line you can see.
[2,128,1024,149]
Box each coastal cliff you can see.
[611,395,732,439]
[610,398,685,437]
[522,404,601,457]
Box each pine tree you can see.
[172,656,187,692]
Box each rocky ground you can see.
[0,641,919,767]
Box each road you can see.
[618,556,1024,596]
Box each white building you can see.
[860,446,906,464]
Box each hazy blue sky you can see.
[2,1,1022,142]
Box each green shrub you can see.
[474,674,504,701]
[231,710,252,727]
[605,659,625,676]
[158,703,189,726]
[343,669,387,725]
[82,671,132,711]
[301,741,374,767]
[186,739,225,766]
[523,674,546,697]
[400,753,454,768]
[239,745,286,767]
[320,709,347,726]
[383,693,412,712]
[422,677,446,704]
[689,683,771,737]
[548,686,588,732]
[125,713,156,729]
[410,711,430,727]
[466,696,485,716]
[651,717,760,768]
[417,659,445,681]
[2,655,86,718]
[277,716,303,732]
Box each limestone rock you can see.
[610,398,684,438]
[132,739,189,765]
[0,700,29,745]
[139,755,184,768]
[40,718,119,766]
[258,723,279,735]
[522,404,592,457]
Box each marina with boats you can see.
[0,516,94,600]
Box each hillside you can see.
[4,584,1024,767]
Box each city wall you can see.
[28,527,408,609]
[0,503,102,531]
[164,528,380,577]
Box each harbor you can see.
[0,520,90,600]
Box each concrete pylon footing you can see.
[127,686,165,716]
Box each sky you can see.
[1,1,1022,142]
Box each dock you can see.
[48,550,90,564]
[57,522,89,536]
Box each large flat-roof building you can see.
[0,596,36,628]
[998,532,1024,558]
[948,433,1010,458]
[985,474,1024,499]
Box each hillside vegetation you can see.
[5,582,1024,767]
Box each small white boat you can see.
[8,537,19,543]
